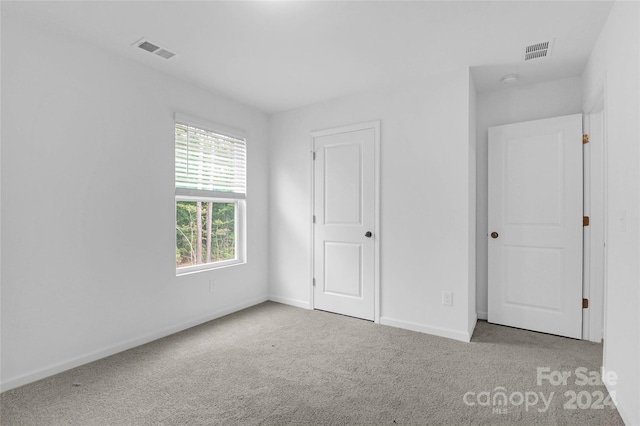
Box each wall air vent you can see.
[132,38,176,60]
[524,39,554,61]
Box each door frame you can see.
[583,84,607,343]
[309,121,381,323]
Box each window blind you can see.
[175,122,247,195]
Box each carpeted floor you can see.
[0,301,623,425]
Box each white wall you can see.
[269,70,476,342]
[1,17,270,390]
[474,76,583,319]
[582,2,640,424]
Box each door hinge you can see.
[312,151,316,160]
[582,298,589,309]
[313,278,316,287]
[583,134,589,144]
[313,215,316,224]
[583,216,590,227]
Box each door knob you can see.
[491,232,499,239]
[365,231,373,238]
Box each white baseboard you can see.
[477,310,488,320]
[268,295,311,310]
[0,295,268,393]
[380,316,472,342]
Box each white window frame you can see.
[174,113,247,276]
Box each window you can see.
[175,114,246,274]
[176,201,237,267]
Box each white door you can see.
[488,114,583,339]
[313,122,378,321]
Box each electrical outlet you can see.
[442,291,453,307]
[209,281,215,293]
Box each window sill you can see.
[176,259,246,276]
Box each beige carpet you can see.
[0,301,623,425]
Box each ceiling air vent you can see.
[133,38,176,60]
[524,39,554,61]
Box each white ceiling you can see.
[3,1,614,113]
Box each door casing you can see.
[583,89,607,343]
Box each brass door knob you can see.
[491,232,499,239]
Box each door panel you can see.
[313,125,376,321]
[504,246,563,311]
[324,242,362,297]
[505,134,563,225]
[488,114,583,339]
[324,143,362,225]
